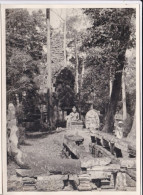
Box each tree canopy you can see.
[6,8,136,134]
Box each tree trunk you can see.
[81,59,85,88]
[62,110,64,121]
[56,103,59,121]
[74,35,79,94]
[63,9,67,67]
[103,54,125,133]
[122,67,127,120]
[46,9,53,129]
[127,110,136,141]
[109,68,113,97]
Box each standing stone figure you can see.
[85,105,100,131]
[114,121,124,139]
[7,103,27,167]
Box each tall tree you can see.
[6,9,46,122]
[122,67,127,120]
[64,9,67,67]
[83,8,135,132]
[6,9,46,96]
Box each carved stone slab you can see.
[85,109,100,130]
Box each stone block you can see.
[80,157,111,168]
[37,174,68,181]
[63,183,74,191]
[16,169,33,177]
[126,174,136,187]
[78,184,92,191]
[88,171,111,180]
[22,185,36,191]
[119,159,136,169]
[87,163,120,172]
[22,177,36,184]
[126,169,136,181]
[36,175,64,191]
[69,174,79,186]
[115,172,127,191]
[7,175,23,191]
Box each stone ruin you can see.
[85,109,100,131]
[7,103,27,168]
[62,132,136,191]
[11,130,136,192]
[8,106,135,192]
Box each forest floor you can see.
[7,128,91,177]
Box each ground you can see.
[7,129,91,177]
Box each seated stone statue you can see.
[65,106,80,129]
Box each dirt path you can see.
[8,129,91,177]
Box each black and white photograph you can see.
[1,2,141,194]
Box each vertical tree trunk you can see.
[127,109,136,141]
[62,110,64,121]
[122,67,127,120]
[109,68,113,97]
[56,104,59,121]
[46,8,52,94]
[46,9,52,128]
[64,9,67,67]
[103,54,125,133]
[81,59,85,88]
[74,35,79,94]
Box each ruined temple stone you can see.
[22,177,36,184]
[126,169,136,181]
[7,103,27,168]
[80,157,111,168]
[115,172,127,191]
[48,158,81,175]
[37,175,67,181]
[78,182,92,191]
[88,171,111,180]
[126,174,136,187]
[101,179,110,185]
[119,159,136,168]
[36,175,66,191]
[90,182,97,190]
[16,169,33,177]
[7,103,16,121]
[63,181,74,191]
[87,164,120,172]
[85,109,100,130]
[78,173,92,191]
[64,134,84,144]
[22,185,36,191]
[7,175,23,191]
[69,174,79,186]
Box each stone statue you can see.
[85,105,100,131]
[7,103,28,168]
[114,121,124,139]
[65,106,79,129]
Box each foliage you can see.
[6,9,47,111]
[55,67,76,110]
[6,8,136,134]
[82,8,135,132]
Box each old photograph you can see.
[1,3,141,193]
